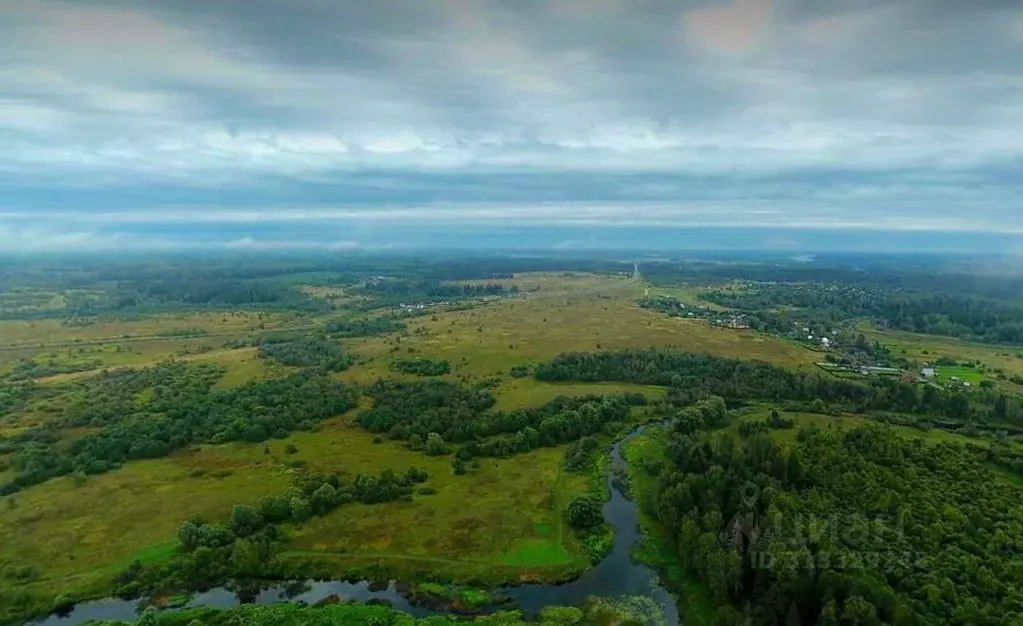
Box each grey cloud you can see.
[1,0,1022,236]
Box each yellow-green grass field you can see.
[0,310,288,382]
[3,274,816,386]
[0,311,285,347]
[335,276,816,387]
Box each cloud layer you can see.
[2,0,1022,250]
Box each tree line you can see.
[1,363,358,494]
[355,380,646,461]
[115,467,427,601]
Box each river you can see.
[35,423,679,625]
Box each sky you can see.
[1,0,1022,253]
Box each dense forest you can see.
[0,364,358,494]
[646,403,1023,625]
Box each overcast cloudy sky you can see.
[2,0,1022,252]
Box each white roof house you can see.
[921,368,936,378]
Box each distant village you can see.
[640,294,991,392]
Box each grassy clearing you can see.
[26,345,272,387]
[642,285,727,311]
[0,411,602,600]
[335,275,815,388]
[0,330,269,384]
[623,427,716,626]
[0,450,292,600]
[0,311,282,347]
[283,420,593,580]
[930,365,988,385]
[860,322,1023,378]
[492,380,666,411]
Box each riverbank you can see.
[26,422,680,626]
[622,425,717,626]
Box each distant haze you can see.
[2,0,1022,252]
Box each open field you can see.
[0,311,285,347]
[336,275,816,388]
[859,322,1023,378]
[491,380,666,411]
[0,413,606,602]
[641,285,727,311]
[930,364,989,385]
[281,431,590,582]
[3,274,817,386]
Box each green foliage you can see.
[509,365,532,378]
[701,281,1023,345]
[357,278,517,308]
[77,597,672,625]
[1,364,358,494]
[2,358,103,382]
[425,432,449,456]
[538,606,584,625]
[563,437,599,473]
[229,505,265,537]
[566,496,603,531]
[115,467,427,601]
[324,317,406,337]
[0,384,35,418]
[391,357,451,376]
[356,379,495,443]
[357,379,639,461]
[258,334,354,371]
[650,419,1023,624]
[535,348,1023,426]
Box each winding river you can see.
[36,423,679,626]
